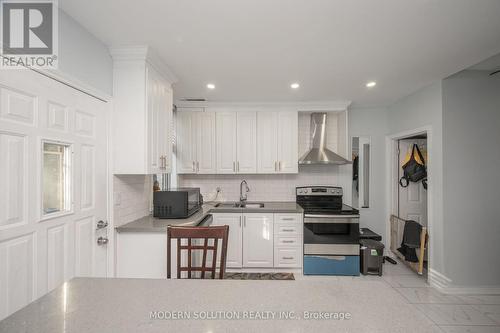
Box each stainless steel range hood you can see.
[299,113,351,165]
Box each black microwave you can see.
[153,188,201,219]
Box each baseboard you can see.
[429,268,500,295]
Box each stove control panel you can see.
[296,186,343,196]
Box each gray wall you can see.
[442,70,500,287]
[387,82,445,277]
[348,108,389,240]
[54,10,113,95]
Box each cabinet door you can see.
[236,111,257,173]
[155,80,173,173]
[196,112,216,174]
[242,213,274,267]
[256,112,278,173]
[212,213,242,268]
[216,112,237,174]
[146,67,162,174]
[176,111,196,174]
[277,111,298,173]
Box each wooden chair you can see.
[167,225,229,279]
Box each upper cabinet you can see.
[176,109,216,174]
[111,46,177,174]
[216,111,257,174]
[257,111,298,174]
[176,109,299,175]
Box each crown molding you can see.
[175,100,352,111]
[109,45,178,84]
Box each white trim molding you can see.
[109,45,178,84]
[430,269,500,295]
[175,100,352,111]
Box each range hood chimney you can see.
[298,113,351,165]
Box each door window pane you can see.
[42,141,72,216]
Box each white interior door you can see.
[397,139,428,226]
[0,69,109,321]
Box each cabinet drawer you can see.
[275,214,302,224]
[274,235,301,246]
[275,222,302,235]
[274,247,301,268]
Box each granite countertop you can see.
[116,202,303,233]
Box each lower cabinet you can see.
[212,212,302,269]
[242,213,274,268]
[211,213,243,268]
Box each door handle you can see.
[96,220,108,230]
[97,237,109,246]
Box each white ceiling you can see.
[60,0,500,107]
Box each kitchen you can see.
[1,1,500,332]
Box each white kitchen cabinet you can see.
[277,111,298,173]
[236,112,257,173]
[216,112,237,174]
[273,213,303,268]
[211,213,243,268]
[242,213,274,267]
[176,110,216,174]
[111,46,175,174]
[216,111,256,174]
[257,111,298,174]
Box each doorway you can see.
[386,128,431,279]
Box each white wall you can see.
[387,82,445,280]
[348,107,389,240]
[441,70,500,288]
[53,10,113,95]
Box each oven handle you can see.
[303,216,360,224]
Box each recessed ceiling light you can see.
[206,83,215,89]
[290,83,300,89]
[366,81,377,88]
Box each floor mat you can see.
[224,272,294,280]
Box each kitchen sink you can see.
[214,202,265,208]
[240,203,265,208]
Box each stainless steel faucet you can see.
[240,180,250,202]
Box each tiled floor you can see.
[322,257,500,333]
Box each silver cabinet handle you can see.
[282,257,294,260]
[282,229,294,232]
[97,237,108,246]
[233,161,236,172]
[281,217,295,221]
[279,161,282,172]
[239,217,242,227]
[96,220,108,230]
[196,161,199,172]
[243,216,246,227]
[237,161,240,172]
[282,240,295,244]
[274,161,277,172]
[192,161,195,172]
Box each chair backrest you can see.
[167,225,229,279]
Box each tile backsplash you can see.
[179,165,342,202]
[113,175,152,226]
